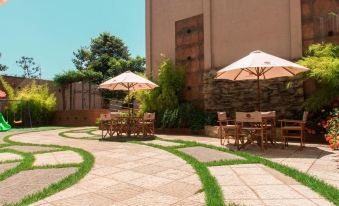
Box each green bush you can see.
[298,43,339,110]
[135,57,184,113]
[12,82,56,125]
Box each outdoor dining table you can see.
[237,111,276,151]
[101,115,144,138]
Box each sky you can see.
[0,0,145,80]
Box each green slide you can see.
[0,112,11,131]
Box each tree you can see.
[72,32,146,101]
[72,47,91,70]
[298,43,339,110]
[0,53,8,72]
[73,32,130,79]
[16,56,41,79]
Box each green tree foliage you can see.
[72,32,144,83]
[298,43,339,110]
[16,56,42,79]
[0,53,8,72]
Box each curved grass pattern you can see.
[0,129,94,206]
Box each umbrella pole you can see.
[127,86,131,137]
[257,76,261,111]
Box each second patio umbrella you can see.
[99,71,159,136]
[215,50,309,110]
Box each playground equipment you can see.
[0,112,11,131]
[0,99,32,131]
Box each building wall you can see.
[146,0,302,78]
[146,0,306,116]
[301,0,339,50]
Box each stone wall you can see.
[203,69,305,119]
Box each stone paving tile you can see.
[178,146,244,162]
[89,166,123,177]
[0,162,18,174]
[159,134,339,190]
[179,174,202,187]
[0,167,77,205]
[145,139,183,147]
[50,192,117,206]
[209,164,334,205]
[222,185,259,200]
[251,185,304,199]
[132,164,169,175]
[4,145,55,153]
[0,152,22,162]
[262,198,317,206]
[95,183,145,202]
[41,186,89,202]
[34,150,83,166]
[76,176,119,192]
[120,191,179,206]
[127,175,174,189]
[155,168,192,180]
[172,200,205,206]
[155,181,201,198]
[106,170,147,182]
[62,132,96,138]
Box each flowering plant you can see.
[323,107,339,149]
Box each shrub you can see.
[323,107,339,150]
[298,43,339,111]
[135,57,184,113]
[13,82,56,125]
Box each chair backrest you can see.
[261,111,276,118]
[236,112,262,123]
[217,112,227,123]
[144,113,155,121]
[302,111,309,122]
[100,113,111,121]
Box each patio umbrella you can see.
[99,70,158,135]
[215,50,309,110]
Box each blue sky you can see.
[0,0,145,80]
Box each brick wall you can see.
[53,109,109,126]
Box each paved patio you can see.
[158,134,339,189]
[6,129,204,206]
[0,129,337,205]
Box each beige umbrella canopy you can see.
[99,71,158,91]
[215,50,309,110]
[99,71,158,136]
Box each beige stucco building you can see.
[146,0,339,115]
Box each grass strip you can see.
[59,129,101,140]
[132,141,228,206]
[158,138,339,206]
[1,128,94,206]
[0,149,34,181]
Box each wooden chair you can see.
[261,111,276,145]
[110,112,121,136]
[236,112,267,152]
[280,111,308,150]
[217,112,238,146]
[100,113,112,139]
[142,113,155,137]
